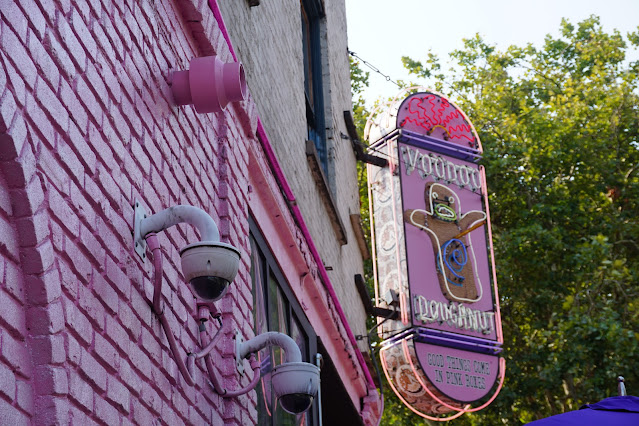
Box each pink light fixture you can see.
[171,56,247,113]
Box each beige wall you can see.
[218,0,369,350]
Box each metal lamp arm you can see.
[237,331,303,363]
[140,205,221,242]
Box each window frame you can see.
[300,0,327,175]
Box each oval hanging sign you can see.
[367,90,504,421]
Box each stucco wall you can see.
[0,0,256,423]
[218,0,369,352]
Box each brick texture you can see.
[0,0,375,424]
[0,0,258,423]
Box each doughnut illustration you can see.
[404,182,486,303]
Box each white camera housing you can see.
[271,362,321,414]
[180,241,240,302]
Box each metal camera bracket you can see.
[133,198,148,260]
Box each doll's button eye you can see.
[448,196,454,203]
[432,192,438,199]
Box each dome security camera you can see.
[180,241,241,302]
[271,362,320,415]
[233,331,320,413]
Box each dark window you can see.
[250,218,319,426]
[301,0,327,175]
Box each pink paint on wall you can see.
[0,0,256,423]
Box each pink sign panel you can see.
[399,140,498,341]
[415,342,500,402]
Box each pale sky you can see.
[346,0,639,106]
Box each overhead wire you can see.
[348,49,401,88]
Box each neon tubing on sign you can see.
[387,140,409,325]
[380,344,469,421]
[480,166,504,344]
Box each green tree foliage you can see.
[355,16,639,424]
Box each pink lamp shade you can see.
[171,56,247,113]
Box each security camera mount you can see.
[133,199,149,259]
[131,200,245,389]
[231,330,321,414]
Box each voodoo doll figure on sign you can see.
[404,182,486,303]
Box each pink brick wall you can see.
[0,0,258,424]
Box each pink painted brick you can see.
[0,397,29,425]
[126,339,152,380]
[112,168,133,206]
[121,95,142,138]
[3,260,25,303]
[139,381,162,415]
[6,59,28,108]
[75,76,102,125]
[0,92,18,136]
[77,284,106,332]
[94,397,120,425]
[2,137,36,190]
[67,122,97,173]
[140,327,161,364]
[58,258,78,296]
[0,359,17,400]
[68,370,94,412]
[118,358,142,396]
[131,399,153,425]
[97,165,122,208]
[15,379,33,414]
[130,138,151,176]
[38,148,70,196]
[56,18,87,70]
[63,236,93,283]
[70,8,97,60]
[56,139,85,184]
[106,375,131,413]
[19,0,47,39]
[48,188,79,235]
[36,77,69,133]
[28,333,66,366]
[63,298,93,346]
[79,349,107,392]
[87,122,116,170]
[68,406,99,426]
[105,315,129,355]
[70,182,97,228]
[24,268,62,307]
[0,289,27,337]
[43,32,75,83]
[79,225,105,266]
[35,366,69,396]
[161,400,182,426]
[117,300,141,341]
[86,61,109,108]
[93,332,118,371]
[26,301,65,336]
[15,208,49,247]
[104,254,130,300]
[60,79,89,134]
[93,273,118,315]
[0,215,19,262]
[0,24,37,90]
[28,33,60,91]
[98,117,125,162]
[92,22,117,70]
